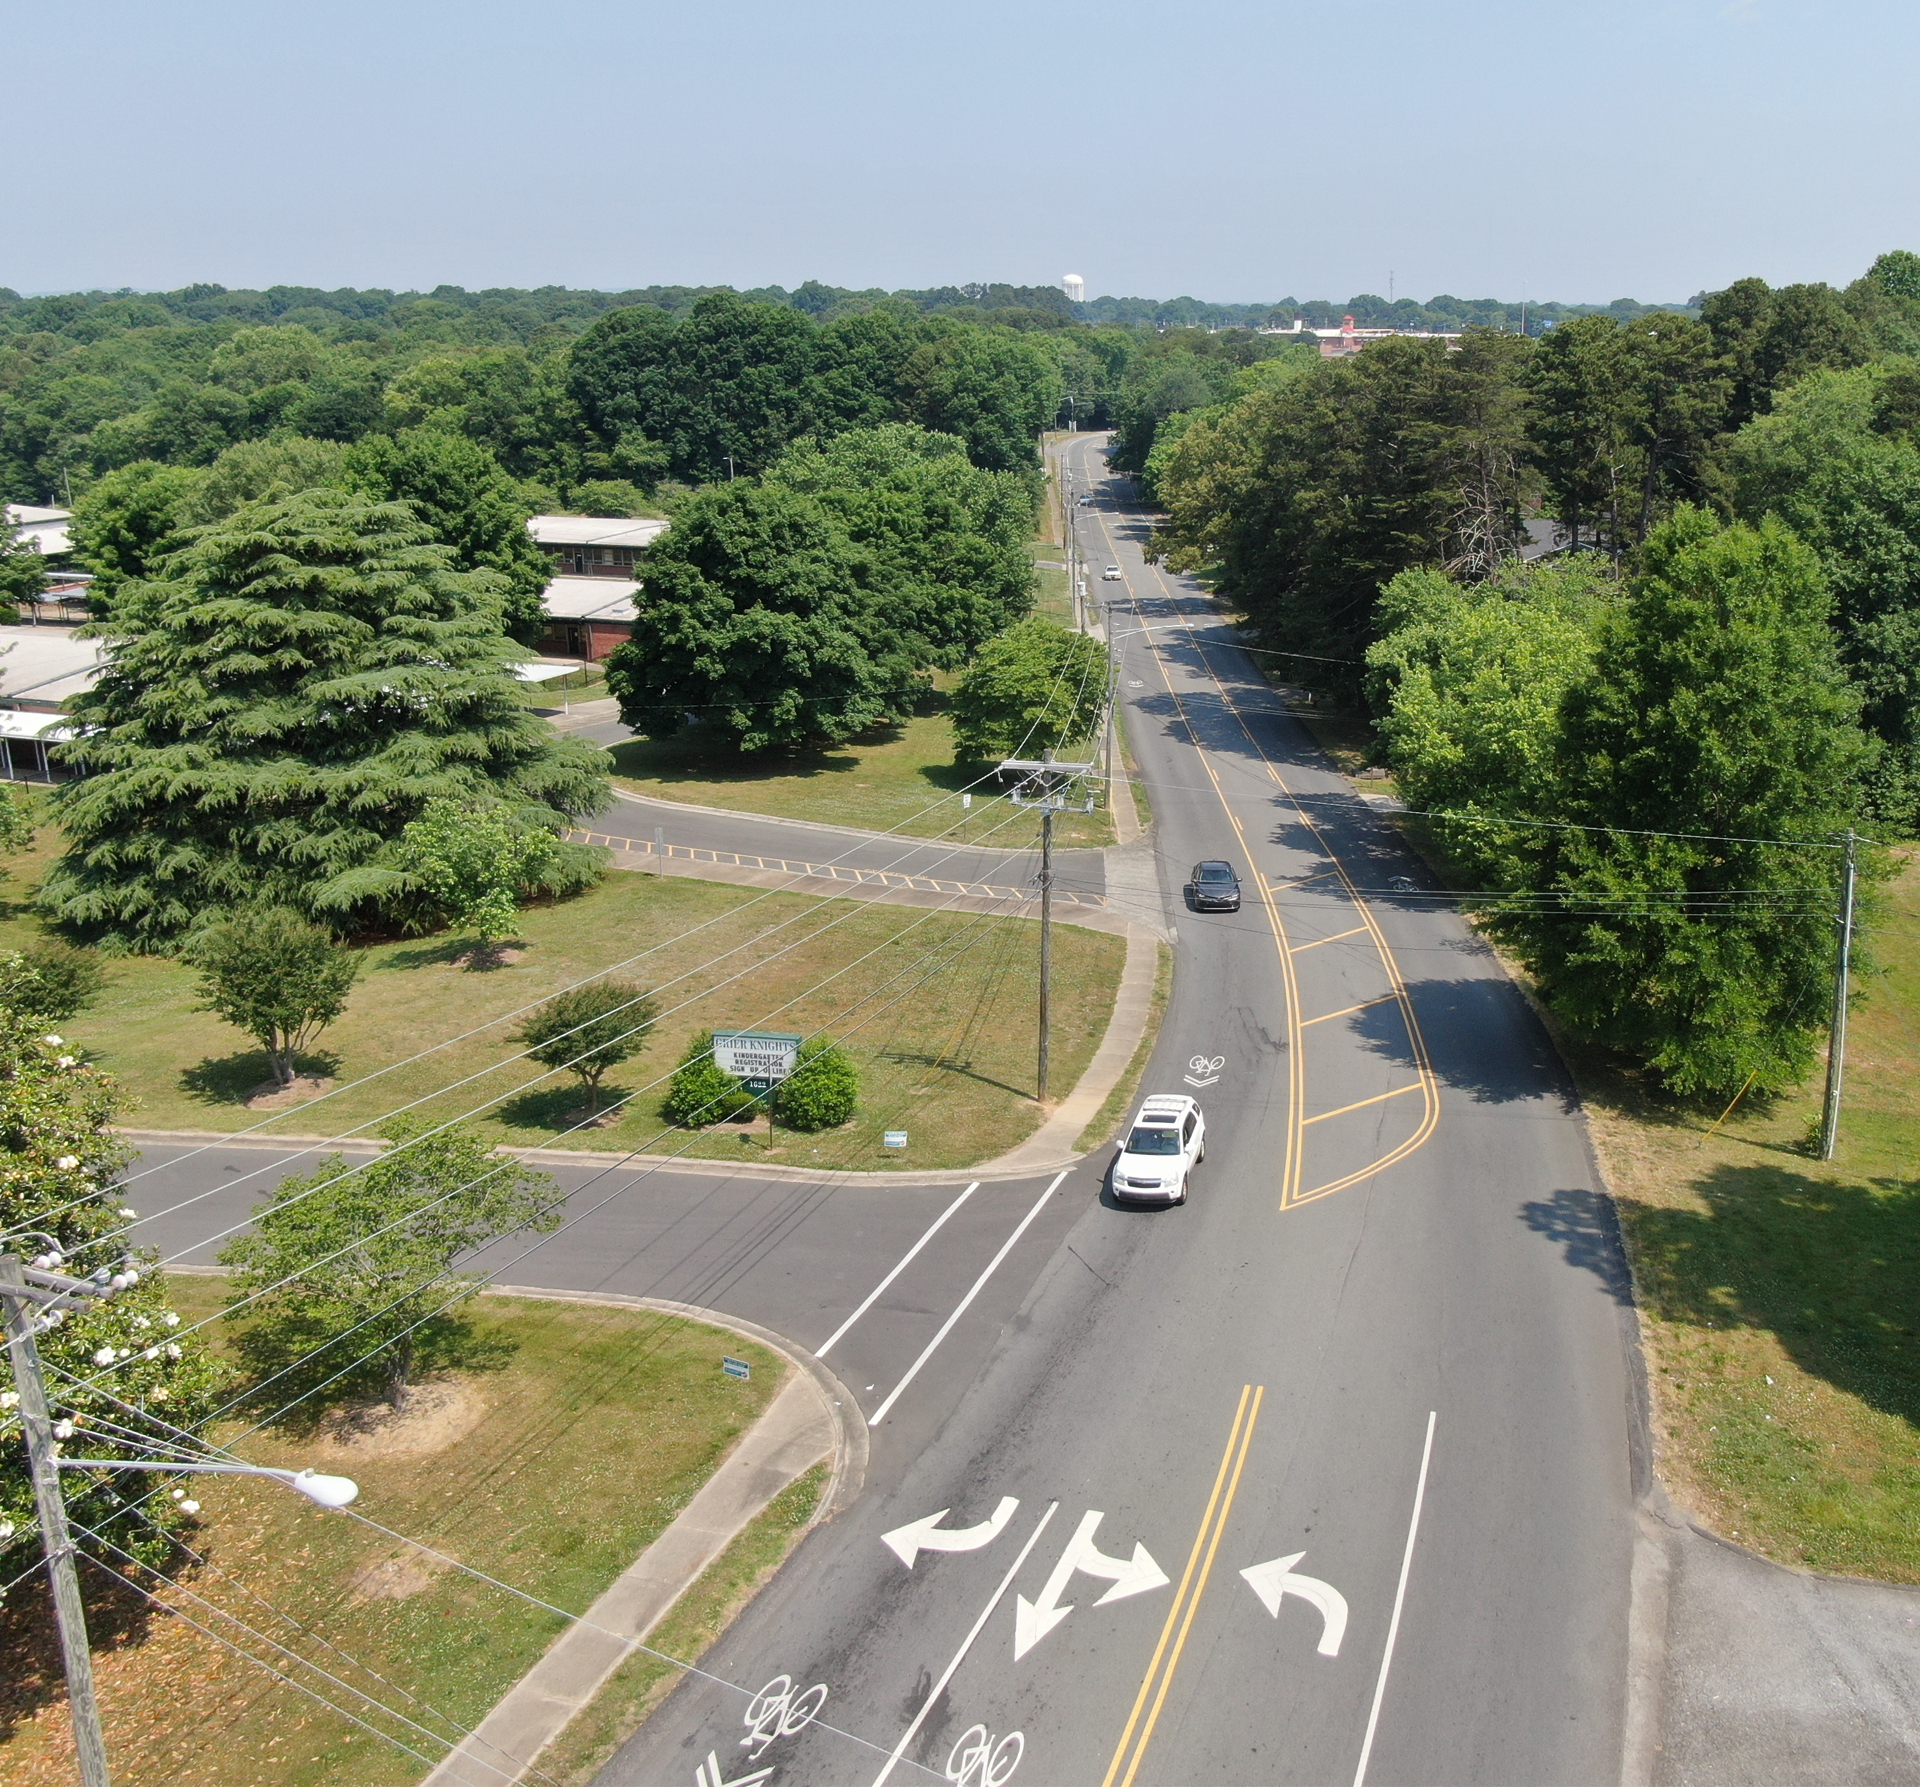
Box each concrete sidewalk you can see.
[418,1299,861,1787]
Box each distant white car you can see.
[1102,565,1123,581]
[1112,1094,1205,1204]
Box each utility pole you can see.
[1038,800,1055,1102]
[997,751,1096,1107]
[1,1253,116,1787]
[1818,829,1859,1162]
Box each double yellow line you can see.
[1101,1385,1265,1787]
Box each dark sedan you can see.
[1188,860,1242,911]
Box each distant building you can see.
[537,578,639,662]
[1062,274,1086,305]
[1262,315,1464,357]
[4,504,74,561]
[528,514,668,579]
[0,626,106,782]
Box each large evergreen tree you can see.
[1493,510,1875,1098]
[39,490,609,948]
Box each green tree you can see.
[603,482,921,754]
[663,1030,760,1125]
[1724,364,1920,827]
[67,461,208,598]
[1366,559,1620,882]
[0,1016,226,1572]
[218,1119,559,1410]
[764,425,1037,666]
[776,1036,858,1130]
[190,907,362,1086]
[189,434,348,523]
[949,616,1107,762]
[1494,510,1876,1097]
[39,489,610,949]
[0,940,109,1022]
[1701,278,1869,430]
[1155,333,1535,686]
[0,515,47,613]
[514,980,658,1116]
[569,294,817,482]
[343,428,549,644]
[381,797,566,960]
[903,324,1064,471]
[1867,250,1920,302]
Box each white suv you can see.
[1112,1094,1205,1204]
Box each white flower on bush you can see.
[51,1419,74,1440]
[55,1056,75,1069]
[179,1499,199,1514]
[54,1155,79,1171]
[1,1391,18,1410]
[92,1348,115,1366]
[41,1035,62,1047]
[0,1521,13,1540]
[142,1346,160,1360]
[164,1343,182,1360]
[131,1315,151,1330]
[119,1208,137,1219]
[161,1313,179,1328]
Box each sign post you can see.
[712,1032,802,1149]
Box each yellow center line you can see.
[1301,1083,1426,1126]
[1301,993,1400,1028]
[1288,925,1369,955]
[1102,1385,1264,1787]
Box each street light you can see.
[56,1460,360,1508]
[2,1251,358,1787]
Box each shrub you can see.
[663,1030,759,1126]
[776,1037,858,1131]
[0,939,108,1020]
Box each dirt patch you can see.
[310,1377,490,1461]
[240,1074,333,1110]
[348,1544,454,1602]
[451,944,526,970]
[559,1106,623,1130]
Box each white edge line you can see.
[870,1500,1060,1787]
[817,1182,980,1358]
[1352,1410,1438,1787]
[867,1171,1070,1428]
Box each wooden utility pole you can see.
[1818,829,1859,1162]
[1,1255,113,1787]
[1038,802,1055,1102]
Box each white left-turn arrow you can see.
[1013,1509,1169,1659]
[883,1497,1019,1567]
[1240,1551,1348,1657]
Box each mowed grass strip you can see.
[608,692,1113,848]
[0,822,1125,1170]
[0,1285,784,1787]
[1551,850,1920,1582]
[539,1463,831,1785]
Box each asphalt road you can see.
[576,438,1641,1786]
[127,437,1640,1785]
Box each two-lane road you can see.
[590,437,1641,1785]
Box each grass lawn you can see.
[540,1463,830,1785]
[608,689,1113,848]
[1,819,1125,1172]
[0,1285,788,1787]
[1577,848,1920,1582]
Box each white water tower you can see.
[1062,273,1085,305]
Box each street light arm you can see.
[55,1460,359,1508]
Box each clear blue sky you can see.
[8,0,1912,307]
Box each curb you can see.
[414,1291,862,1787]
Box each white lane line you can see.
[817,1182,981,1359]
[866,1171,1071,1428]
[870,1501,1060,1787]
[1352,1410,1438,1787]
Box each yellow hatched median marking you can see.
[1301,1083,1425,1126]
[1288,925,1369,955]
[1301,993,1399,1028]
[1102,1385,1264,1787]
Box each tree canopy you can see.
[39,489,609,948]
